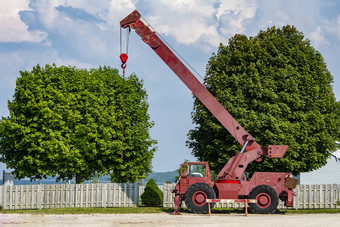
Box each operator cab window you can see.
[190,164,206,177]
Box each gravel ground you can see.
[1,213,340,227]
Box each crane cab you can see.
[175,162,213,194]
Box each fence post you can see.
[127,183,131,207]
[102,183,106,208]
[37,184,41,209]
[74,184,77,208]
[135,182,139,207]
[294,184,299,210]
[330,184,334,208]
[4,185,7,210]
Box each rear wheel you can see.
[248,185,279,214]
[184,183,216,214]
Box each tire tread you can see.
[184,183,216,214]
[248,185,279,214]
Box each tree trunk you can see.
[75,173,82,184]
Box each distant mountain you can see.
[1,172,178,185]
[140,171,178,185]
[1,175,112,185]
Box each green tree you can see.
[187,25,340,175]
[141,178,163,206]
[0,64,156,183]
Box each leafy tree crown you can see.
[0,64,156,182]
[187,25,340,175]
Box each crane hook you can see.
[120,53,128,69]
[119,52,128,162]
[119,27,130,162]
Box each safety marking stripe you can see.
[206,199,257,203]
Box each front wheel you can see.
[184,183,216,214]
[248,185,279,214]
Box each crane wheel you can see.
[248,185,279,214]
[184,183,216,214]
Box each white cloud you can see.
[217,0,257,37]
[142,0,224,49]
[0,0,47,42]
[309,26,329,46]
[216,0,256,21]
[139,0,258,49]
[9,1,114,62]
[28,0,80,30]
[0,49,92,88]
[63,0,137,30]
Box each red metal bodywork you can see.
[173,162,292,202]
[120,10,296,213]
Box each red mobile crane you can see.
[120,10,297,214]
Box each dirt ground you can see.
[1,213,339,227]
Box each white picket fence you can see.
[294,184,340,209]
[0,183,139,210]
[161,183,340,209]
[1,183,339,210]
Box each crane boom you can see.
[121,10,259,151]
[120,10,289,180]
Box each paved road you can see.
[1,213,340,227]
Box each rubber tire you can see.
[248,185,279,214]
[184,183,216,214]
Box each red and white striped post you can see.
[206,199,257,216]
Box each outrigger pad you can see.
[285,177,298,189]
[171,210,181,215]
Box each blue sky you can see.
[0,0,339,175]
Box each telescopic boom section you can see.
[121,10,260,151]
[120,10,289,180]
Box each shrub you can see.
[141,178,163,206]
